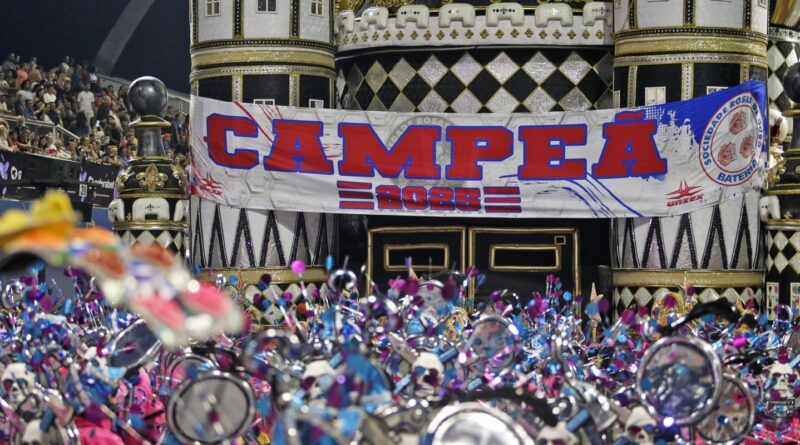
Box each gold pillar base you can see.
[197,266,327,287]
[612,269,764,318]
[197,267,329,331]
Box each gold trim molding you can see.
[191,49,335,70]
[384,243,449,272]
[489,244,561,272]
[765,220,800,229]
[197,266,328,286]
[190,66,336,82]
[615,37,766,58]
[366,226,467,282]
[469,227,580,299]
[612,269,764,288]
[772,0,797,25]
[614,54,768,68]
[614,27,768,43]
[113,221,187,230]
[118,193,188,200]
[765,187,800,195]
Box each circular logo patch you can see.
[699,93,764,186]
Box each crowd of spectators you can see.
[0,53,190,169]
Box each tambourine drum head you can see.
[468,317,516,373]
[167,371,255,444]
[242,329,298,377]
[108,320,161,370]
[418,280,447,316]
[422,402,533,445]
[637,337,722,425]
[695,375,755,444]
[167,354,214,390]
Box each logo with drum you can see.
[699,93,764,186]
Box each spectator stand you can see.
[97,74,189,115]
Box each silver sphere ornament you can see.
[128,76,168,116]
[783,63,800,104]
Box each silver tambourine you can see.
[637,336,722,425]
[242,328,301,379]
[466,316,518,375]
[107,319,161,371]
[695,374,755,445]
[328,269,358,297]
[166,353,215,390]
[421,402,534,445]
[1,281,25,311]
[166,371,255,444]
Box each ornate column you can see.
[108,77,188,256]
[767,0,800,145]
[610,0,768,315]
[189,0,335,319]
[764,63,800,316]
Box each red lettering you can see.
[429,187,455,211]
[338,125,440,178]
[518,125,587,179]
[376,185,402,209]
[592,112,667,178]
[445,127,513,180]
[456,188,481,211]
[264,120,333,174]
[403,186,429,210]
[206,114,259,169]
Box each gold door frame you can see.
[367,226,467,284]
[468,227,581,307]
[384,243,451,272]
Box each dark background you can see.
[0,1,190,92]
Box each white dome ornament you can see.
[759,195,781,222]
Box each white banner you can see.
[190,81,767,218]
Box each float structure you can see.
[185,0,790,315]
[189,0,337,313]
[610,0,770,314]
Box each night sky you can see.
[0,1,190,92]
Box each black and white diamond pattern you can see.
[613,285,763,317]
[768,39,800,112]
[239,282,331,328]
[766,229,800,274]
[337,48,613,112]
[765,227,800,307]
[120,230,185,254]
